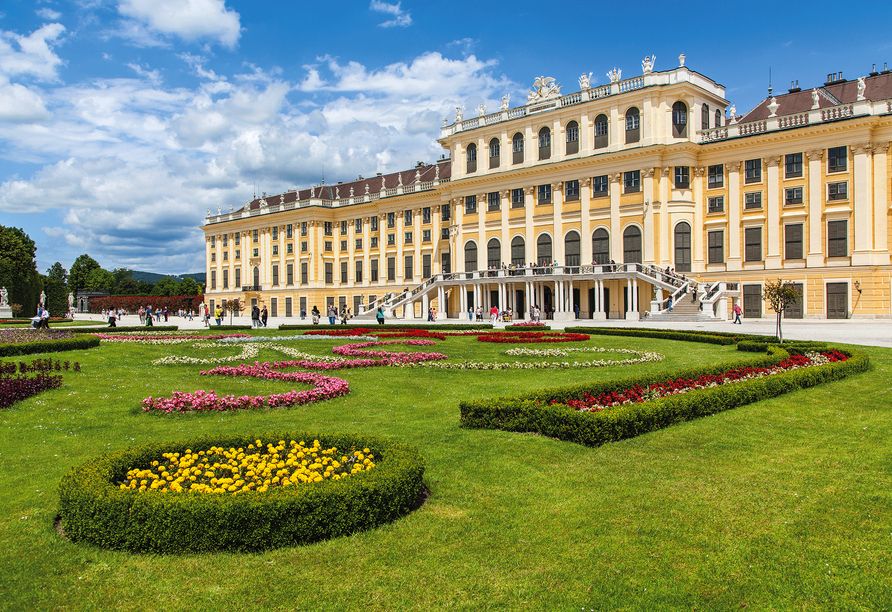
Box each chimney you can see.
[788,80,801,93]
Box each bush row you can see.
[277,323,493,331]
[0,336,100,357]
[460,345,869,448]
[58,432,425,554]
[564,326,735,345]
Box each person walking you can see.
[376,306,385,325]
[214,305,223,325]
[261,306,268,328]
[328,304,336,325]
[311,305,320,325]
[733,303,742,324]
[251,305,261,328]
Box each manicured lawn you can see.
[1,331,889,611]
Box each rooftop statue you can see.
[811,88,820,109]
[607,67,622,83]
[857,77,866,101]
[578,72,592,90]
[500,94,509,111]
[476,103,486,117]
[455,106,463,122]
[642,55,656,74]
[526,76,562,105]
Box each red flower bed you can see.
[476,332,590,344]
[559,351,848,412]
[303,328,446,340]
[1,358,81,409]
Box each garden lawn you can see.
[0,331,889,612]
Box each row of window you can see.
[705,220,848,265]
[705,148,849,190]
[706,181,848,213]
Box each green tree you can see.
[114,276,140,295]
[179,276,200,295]
[763,279,802,344]
[222,298,245,324]
[84,268,115,292]
[151,276,180,296]
[0,225,42,316]
[68,254,101,294]
[136,280,155,294]
[47,262,68,284]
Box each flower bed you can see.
[1,329,77,343]
[0,329,100,358]
[1,357,81,409]
[95,332,251,345]
[507,321,549,328]
[217,334,377,343]
[476,332,590,344]
[59,432,425,553]
[120,438,375,493]
[304,328,446,340]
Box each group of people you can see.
[251,305,269,328]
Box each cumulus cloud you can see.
[116,0,241,48]
[369,1,411,28]
[36,8,63,20]
[0,23,66,81]
[0,80,53,122]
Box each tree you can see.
[84,268,115,292]
[763,279,802,344]
[136,280,155,294]
[0,225,42,316]
[69,255,101,294]
[47,262,68,284]
[179,276,200,296]
[152,276,180,296]
[222,298,245,325]
[113,276,140,295]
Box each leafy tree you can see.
[84,268,115,292]
[222,298,245,324]
[113,276,140,295]
[44,262,70,316]
[763,279,802,344]
[136,280,155,294]
[47,262,68,284]
[69,255,101,294]
[151,276,180,296]
[179,276,200,295]
[0,225,42,316]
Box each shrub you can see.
[67,326,179,334]
[58,432,425,553]
[277,324,492,331]
[0,336,100,358]
[564,327,735,345]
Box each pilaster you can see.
[765,156,782,268]
[852,142,873,265]
[872,142,890,264]
[806,150,824,267]
[726,161,742,270]
[609,172,622,261]
[580,177,592,264]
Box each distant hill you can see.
[130,271,206,284]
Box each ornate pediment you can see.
[526,76,562,105]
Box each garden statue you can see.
[39,290,46,307]
[0,286,8,307]
[68,292,75,310]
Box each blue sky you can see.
[1,0,891,275]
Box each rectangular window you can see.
[223,251,228,261]
[675,166,690,189]
[404,255,413,280]
[286,224,293,239]
[511,188,525,208]
[785,224,803,260]
[371,216,378,231]
[234,234,240,246]
[565,180,579,201]
[272,245,278,255]
[340,240,347,251]
[422,254,431,278]
[387,257,396,281]
[235,249,240,260]
[355,260,363,283]
[210,270,216,290]
[235,268,241,288]
[272,226,278,240]
[402,210,410,226]
[828,220,848,257]
[745,227,762,261]
[707,230,724,263]
[301,222,307,237]
[285,297,292,317]
[252,248,258,257]
[272,264,279,286]
[340,220,348,236]
[222,269,229,289]
[286,263,294,284]
[340,261,348,284]
[355,218,362,233]
[745,159,762,184]
[324,222,333,236]
[828,182,848,201]
[465,195,477,214]
[355,238,362,250]
[404,231,413,244]
[537,184,551,204]
[441,251,451,274]
[210,236,215,248]
[592,175,608,197]
[785,153,803,178]
[624,171,640,193]
[708,196,724,213]
[300,262,308,284]
[301,241,307,252]
[210,252,216,262]
[422,207,431,223]
[324,262,333,284]
[286,243,293,254]
[222,234,227,247]
[707,164,724,188]
[441,204,450,221]
[487,191,500,211]
[744,192,762,209]
[370,236,378,248]
[828,146,847,173]
[785,187,803,205]
[253,229,259,243]
[387,233,396,246]
[441,228,450,239]
[371,258,379,282]
[324,241,332,252]
[422,229,431,242]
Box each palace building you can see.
[202,56,892,321]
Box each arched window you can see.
[536,234,553,265]
[625,108,640,144]
[466,143,477,173]
[594,114,609,149]
[674,222,692,272]
[511,236,525,266]
[701,103,709,129]
[564,230,581,266]
[487,238,501,269]
[512,133,524,164]
[253,266,260,287]
[672,101,688,138]
[538,127,551,160]
[565,120,579,155]
[715,108,722,128]
[464,241,477,272]
[622,226,642,264]
[489,138,500,169]
[592,228,610,264]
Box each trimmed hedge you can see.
[565,326,735,345]
[66,325,180,334]
[204,325,253,331]
[506,325,552,330]
[277,323,493,331]
[58,432,425,554]
[0,336,100,358]
[460,345,869,447]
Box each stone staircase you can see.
[654,294,721,322]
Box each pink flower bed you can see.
[264,340,447,371]
[476,332,590,344]
[560,350,850,412]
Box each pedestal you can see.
[0,306,12,319]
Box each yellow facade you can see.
[203,62,892,320]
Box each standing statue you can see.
[811,88,820,109]
[578,72,592,90]
[607,67,622,83]
[476,103,486,117]
[455,106,463,122]
[0,286,8,307]
[68,292,75,310]
[857,77,866,101]
[642,55,656,74]
[39,290,46,307]
[500,94,510,111]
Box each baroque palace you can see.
[202,55,892,321]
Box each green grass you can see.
[1,332,890,611]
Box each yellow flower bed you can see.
[119,439,375,494]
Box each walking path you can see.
[60,313,892,348]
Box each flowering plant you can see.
[1,357,81,409]
[0,329,77,344]
[304,328,446,340]
[476,332,590,344]
[96,332,250,345]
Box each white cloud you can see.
[126,62,162,85]
[369,1,411,28]
[0,23,66,81]
[0,80,53,122]
[116,0,241,48]
[36,8,63,20]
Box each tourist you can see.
[251,305,260,328]
[108,310,116,327]
[339,307,347,325]
[261,306,268,327]
[214,304,223,325]
[667,296,674,312]
[300,308,306,320]
[376,306,385,325]
[733,303,742,324]
[328,304,336,325]
[145,306,154,326]
[311,305,320,325]
[490,305,499,323]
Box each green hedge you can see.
[58,432,425,554]
[277,323,493,331]
[66,325,181,334]
[204,325,253,331]
[0,336,100,357]
[460,346,869,447]
[565,326,736,345]
[506,325,552,330]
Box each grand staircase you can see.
[655,294,720,322]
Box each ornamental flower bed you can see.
[507,321,547,328]
[255,340,448,371]
[0,329,77,343]
[119,438,375,493]
[95,332,251,345]
[476,332,590,344]
[217,334,377,343]
[1,358,81,409]
[141,367,350,413]
[304,328,446,340]
[558,351,850,412]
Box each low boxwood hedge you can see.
[0,336,100,357]
[58,432,425,554]
[67,325,181,334]
[460,345,868,447]
[564,327,736,345]
[204,325,253,331]
[277,323,493,331]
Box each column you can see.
[568,279,574,316]
[873,143,890,264]
[421,293,428,320]
[396,209,405,280]
[609,173,622,262]
[765,156,782,268]
[692,167,705,271]
[377,214,386,287]
[500,190,510,265]
[477,193,486,269]
[727,161,742,270]
[580,177,592,264]
[643,168,656,265]
[453,200,464,272]
[525,186,536,263]
[413,208,421,282]
[553,182,564,265]
[433,205,442,274]
[805,151,824,267]
[659,167,671,265]
[437,285,446,319]
[852,142,873,265]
